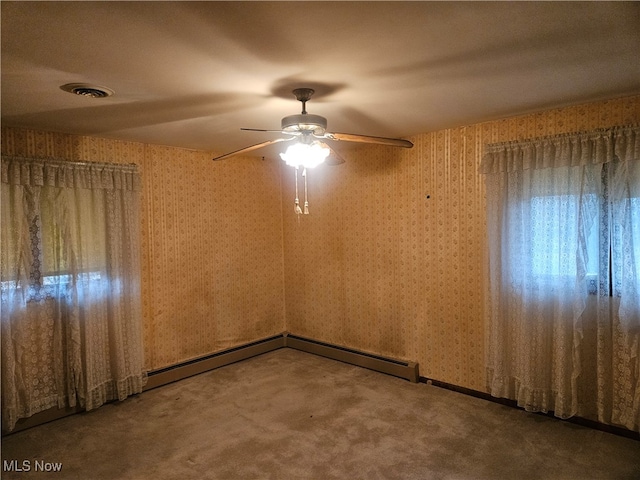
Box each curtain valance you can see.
[1,156,140,191]
[480,125,640,174]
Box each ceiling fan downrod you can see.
[281,88,328,134]
[292,88,315,114]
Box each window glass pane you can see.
[39,186,107,276]
[529,194,598,277]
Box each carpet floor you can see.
[2,348,639,479]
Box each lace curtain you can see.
[1,156,146,432]
[480,126,640,432]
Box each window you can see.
[526,162,640,298]
[481,126,640,432]
[1,156,146,432]
[0,197,105,302]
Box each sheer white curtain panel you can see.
[481,126,640,432]
[1,157,146,432]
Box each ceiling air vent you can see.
[60,83,114,98]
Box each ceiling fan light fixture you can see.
[280,140,330,169]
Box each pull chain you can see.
[302,168,309,215]
[294,166,303,215]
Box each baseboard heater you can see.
[284,333,419,383]
[147,332,419,389]
[145,334,286,390]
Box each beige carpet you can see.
[2,348,639,479]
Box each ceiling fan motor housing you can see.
[281,113,328,135]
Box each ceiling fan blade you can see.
[212,137,292,161]
[323,132,413,148]
[240,128,286,133]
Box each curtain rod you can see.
[485,124,639,150]
[1,155,139,172]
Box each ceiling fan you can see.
[213,88,413,215]
[212,88,414,164]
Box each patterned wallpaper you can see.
[2,94,639,387]
[1,129,286,370]
[282,95,640,391]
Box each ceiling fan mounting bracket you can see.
[292,88,315,103]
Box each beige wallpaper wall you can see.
[3,94,638,388]
[282,95,640,391]
[1,129,286,370]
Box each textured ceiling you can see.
[2,1,640,157]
